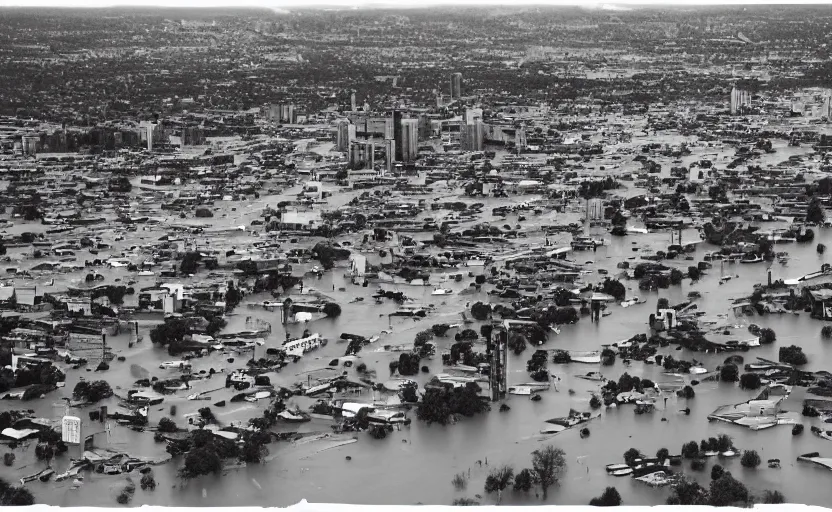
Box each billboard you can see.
[61,416,81,444]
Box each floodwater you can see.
[4,136,832,507]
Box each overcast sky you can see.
[0,0,824,8]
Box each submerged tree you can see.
[589,486,622,506]
[532,445,566,499]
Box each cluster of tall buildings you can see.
[336,110,420,173]
[266,103,296,124]
[730,86,751,115]
[180,126,206,146]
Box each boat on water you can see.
[612,468,634,476]
[278,409,311,423]
[740,254,763,264]
[576,371,606,382]
[509,383,550,395]
[621,297,643,308]
[569,350,602,364]
[605,463,630,472]
[431,288,453,295]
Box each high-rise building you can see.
[460,119,484,152]
[21,135,39,156]
[418,114,431,141]
[730,87,750,115]
[182,126,205,146]
[465,108,483,125]
[450,73,463,100]
[349,140,375,170]
[384,118,394,140]
[393,109,403,161]
[383,138,396,175]
[350,92,356,112]
[336,120,356,152]
[400,118,419,162]
[823,91,832,121]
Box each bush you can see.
[431,324,450,337]
[720,364,739,382]
[140,473,156,491]
[179,251,201,275]
[711,464,724,480]
[759,328,776,344]
[792,424,804,435]
[589,486,622,506]
[157,417,177,433]
[323,302,342,318]
[779,345,808,365]
[739,373,762,390]
[656,448,669,461]
[716,434,733,453]
[589,395,602,409]
[623,448,642,466]
[678,385,695,399]
[182,446,222,477]
[709,472,749,506]
[470,302,491,321]
[691,458,706,471]
[762,490,786,504]
[195,208,213,218]
[73,380,113,403]
[3,452,14,467]
[600,348,615,366]
[452,472,468,490]
[740,450,761,468]
[681,441,700,459]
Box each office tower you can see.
[139,121,156,151]
[392,109,403,161]
[465,107,483,125]
[350,92,356,112]
[383,138,395,175]
[460,120,483,152]
[21,135,39,156]
[336,120,355,152]
[349,140,374,170]
[418,114,430,141]
[730,87,750,115]
[823,91,832,120]
[450,73,463,100]
[268,104,280,121]
[400,118,419,162]
[384,118,394,140]
[182,126,205,146]
[473,119,484,151]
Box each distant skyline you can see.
[1,0,830,9]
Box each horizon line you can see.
[2,0,832,9]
